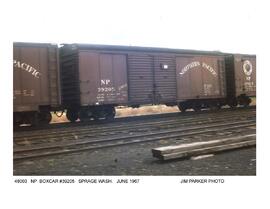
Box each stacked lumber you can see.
[152,134,256,161]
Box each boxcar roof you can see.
[14,42,57,47]
[14,42,255,56]
[61,43,227,56]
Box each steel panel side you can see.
[176,55,226,101]
[13,47,22,107]
[79,52,99,105]
[111,54,128,103]
[153,56,177,103]
[233,55,256,97]
[13,44,60,112]
[78,51,128,105]
[127,54,154,104]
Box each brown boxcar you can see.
[176,55,227,111]
[60,44,193,121]
[60,44,230,121]
[13,42,61,125]
[225,54,256,106]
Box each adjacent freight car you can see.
[60,44,232,121]
[13,42,61,125]
[225,54,256,107]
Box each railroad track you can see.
[14,106,255,134]
[13,111,255,150]
[14,108,256,161]
[14,107,255,141]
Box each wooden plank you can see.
[152,134,256,156]
[158,139,256,160]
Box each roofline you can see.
[61,43,226,56]
[13,42,58,47]
[13,42,256,56]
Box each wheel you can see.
[242,98,251,107]
[92,109,101,121]
[193,104,201,112]
[79,109,91,122]
[92,106,116,121]
[29,112,39,126]
[13,113,22,127]
[178,104,187,112]
[209,103,221,111]
[229,104,237,109]
[13,120,21,127]
[38,111,52,125]
[66,109,78,122]
[216,103,222,109]
[105,107,116,120]
[193,107,201,112]
[228,99,238,109]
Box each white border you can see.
[1,0,269,208]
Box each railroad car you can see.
[13,42,61,125]
[60,44,230,121]
[225,54,256,107]
[13,42,256,125]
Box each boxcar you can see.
[60,44,229,121]
[225,54,256,106]
[13,42,61,125]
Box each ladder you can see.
[47,46,59,106]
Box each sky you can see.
[2,0,266,54]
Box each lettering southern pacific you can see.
[14,60,41,78]
[179,61,217,77]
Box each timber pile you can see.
[152,134,256,161]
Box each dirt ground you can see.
[13,138,256,176]
[51,105,179,123]
[15,100,256,176]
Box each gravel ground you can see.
[13,138,256,176]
